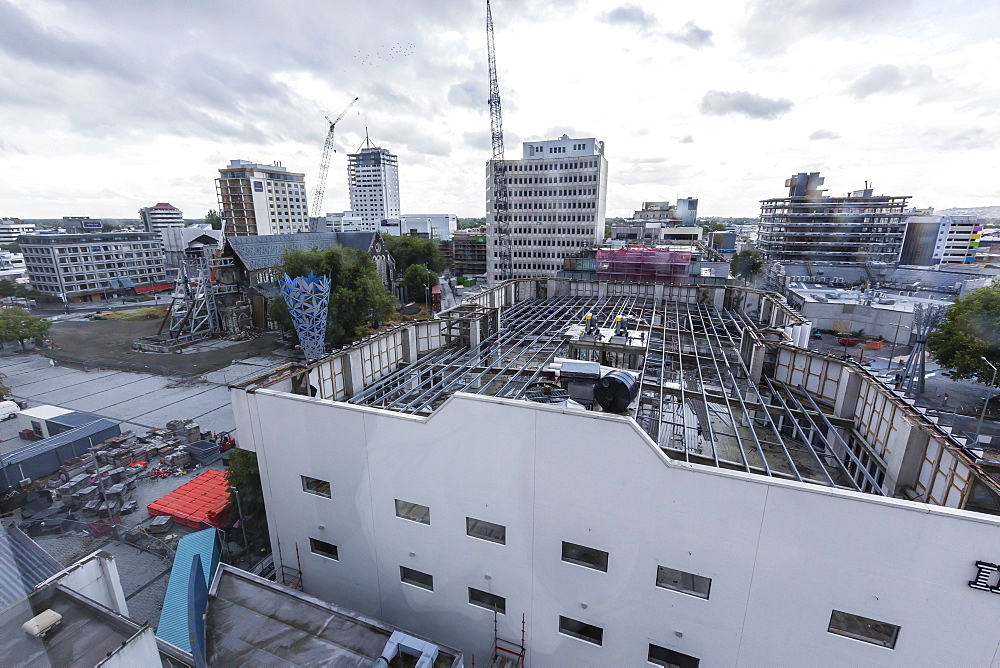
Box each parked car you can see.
[0,400,20,420]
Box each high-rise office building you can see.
[348,143,401,225]
[138,203,184,233]
[216,160,309,236]
[758,172,909,266]
[900,209,984,266]
[486,135,608,283]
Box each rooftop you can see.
[787,284,956,311]
[206,565,462,667]
[0,524,61,611]
[226,232,378,272]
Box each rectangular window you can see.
[301,475,331,498]
[467,517,506,544]
[562,541,609,572]
[558,616,603,646]
[400,566,433,591]
[468,587,506,614]
[648,643,700,667]
[827,610,900,649]
[309,538,338,560]
[655,566,711,599]
[394,499,430,524]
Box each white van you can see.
[0,400,20,420]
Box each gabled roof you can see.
[225,232,378,271]
[0,524,62,610]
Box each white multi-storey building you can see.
[232,278,1000,666]
[0,217,36,245]
[319,211,369,233]
[216,160,309,236]
[901,209,984,265]
[486,135,608,283]
[348,144,401,225]
[384,214,458,241]
[138,203,185,234]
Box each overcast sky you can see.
[1,0,997,220]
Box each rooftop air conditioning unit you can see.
[22,609,62,639]
[19,478,31,488]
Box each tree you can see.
[0,280,15,298]
[0,307,50,350]
[383,235,447,273]
[928,283,1000,384]
[226,449,268,538]
[269,245,396,347]
[13,285,41,300]
[1,243,20,253]
[730,249,764,285]
[402,264,439,303]
[205,209,222,230]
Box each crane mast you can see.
[311,96,359,220]
[486,0,512,282]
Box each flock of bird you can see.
[352,41,417,67]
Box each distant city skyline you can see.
[0,0,997,219]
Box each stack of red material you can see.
[146,469,231,529]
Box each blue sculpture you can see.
[278,272,331,361]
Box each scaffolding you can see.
[133,254,238,352]
[595,246,691,285]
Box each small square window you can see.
[558,615,603,646]
[468,587,505,614]
[394,499,430,524]
[648,643,699,667]
[655,566,711,599]
[301,475,331,498]
[467,517,506,544]
[400,566,433,591]
[562,541,608,572]
[309,538,338,561]
[827,610,900,648]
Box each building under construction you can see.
[758,172,910,265]
[230,276,1000,666]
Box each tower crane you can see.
[311,96,359,219]
[486,0,513,282]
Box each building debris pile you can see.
[8,417,236,541]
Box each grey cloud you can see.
[740,0,912,56]
[847,64,935,99]
[601,4,658,31]
[0,1,142,81]
[679,135,694,144]
[699,90,793,120]
[809,129,840,140]
[463,132,492,152]
[367,83,419,110]
[664,21,713,49]
[448,80,488,110]
[929,127,994,151]
[0,137,26,154]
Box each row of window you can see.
[503,160,599,171]
[509,188,597,198]
[502,214,597,223]
[502,174,598,185]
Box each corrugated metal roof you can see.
[46,411,103,428]
[226,232,377,271]
[0,524,62,610]
[156,528,220,652]
[0,419,119,467]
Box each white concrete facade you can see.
[348,146,401,224]
[486,135,608,283]
[390,214,458,241]
[0,218,35,245]
[138,203,185,234]
[321,211,369,233]
[233,387,1000,667]
[216,159,309,236]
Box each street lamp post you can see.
[230,486,251,566]
[975,357,998,446]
